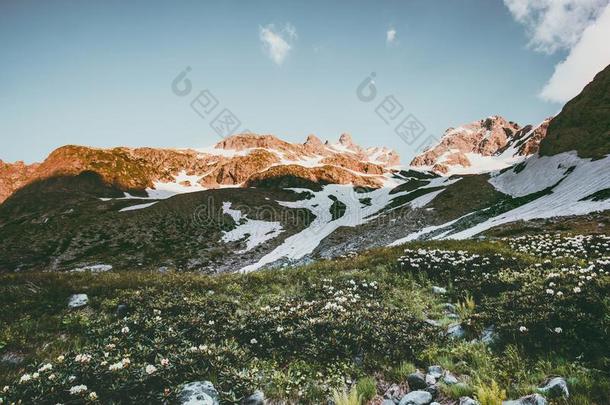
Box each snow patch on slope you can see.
[489,152,582,197]
[449,153,610,238]
[146,171,207,199]
[390,153,610,243]
[221,202,284,253]
[119,202,159,212]
[239,174,450,272]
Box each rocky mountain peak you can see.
[304,134,323,146]
[410,115,549,175]
[213,134,290,151]
[338,133,354,146]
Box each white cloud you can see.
[540,4,610,102]
[386,27,397,45]
[504,0,610,103]
[259,23,297,65]
[504,0,609,53]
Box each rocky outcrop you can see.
[179,381,220,405]
[245,164,385,189]
[410,116,550,175]
[0,160,39,203]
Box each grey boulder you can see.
[459,397,480,405]
[242,390,265,405]
[407,371,428,390]
[427,365,443,379]
[179,381,220,405]
[538,377,569,398]
[432,286,447,294]
[480,325,497,344]
[68,294,88,309]
[443,372,459,385]
[447,324,466,339]
[503,393,547,405]
[399,390,433,405]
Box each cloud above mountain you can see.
[504,0,610,102]
[386,27,397,45]
[259,23,297,65]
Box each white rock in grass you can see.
[503,393,547,405]
[443,372,459,385]
[427,365,443,379]
[398,390,433,405]
[538,377,569,398]
[447,324,466,339]
[459,397,480,405]
[70,264,112,273]
[431,286,447,294]
[179,381,219,405]
[242,390,265,405]
[68,294,88,309]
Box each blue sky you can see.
[1,0,606,164]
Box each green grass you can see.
[355,376,377,402]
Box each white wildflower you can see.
[145,364,157,375]
[69,384,88,395]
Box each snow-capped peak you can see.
[410,116,552,175]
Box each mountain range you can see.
[1,64,609,274]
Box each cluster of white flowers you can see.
[69,385,88,395]
[74,353,92,363]
[109,358,131,371]
[338,251,358,260]
[121,326,130,334]
[37,363,53,373]
[398,248,507,282]
[145,364,157,374]
[506,234,610,259]
[542,259,609,299]
[189,344,211,354]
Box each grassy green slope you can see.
[0,174,313,272]
[1,236,608,404]
[539,63,610,159]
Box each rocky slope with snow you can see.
[410,115,551,175]
[1,65,609,273]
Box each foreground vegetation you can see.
[1,234,609,404]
